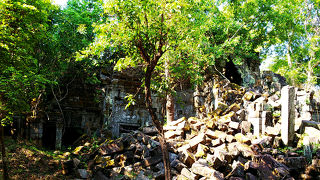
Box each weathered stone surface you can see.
[240,121,252,134]
[77,169,89,179]
[226,135,236,143]
[190,162,224,179]
[227,142,241,156]
[205,130,226,140]
[165,130,184,139]
[143,155,162,167]
[171,159,187,172]
[281,86,295,145]
[195,144,209,158]
[189,133,206,150]
[214,148,233,163]
[304,126,320,144]
[181,168,199,180]
[245,172,258,180]
[211,139,223,147]
[178,144,192,152]
[234,133,251,145]
[142,126,158,135]
[237,144,255,158]
[179,149,196,167]
[282,157,307,170]
[300,120,320,133]
[265,126,280,136]
[226,161,245,178]
[206,154,224,169]
[100,140,124,155]
[237,109,246,122]
[167,117,187,126]
[229,121,240,130]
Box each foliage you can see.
[268,0,320,88]
[0,0,59,120]
[79,0,213,89]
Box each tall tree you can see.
[79,0,212,178]
[0,0,58,178]
[268,0,320,88]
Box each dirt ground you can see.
[0,137,65,180]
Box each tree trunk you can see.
[0,125,9,180]
[165,60,174,123]
[166,93,174,123]
[145,66,171,180]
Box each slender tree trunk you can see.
[0,125,9,180]
[166,93,174,123]
[145,66,171,180]
[165,60,174,123]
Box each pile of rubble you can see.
[61,80,320,179]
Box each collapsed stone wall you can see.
[100,70,195,138]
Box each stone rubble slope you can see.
[61,79,320,180]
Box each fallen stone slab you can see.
[181,168,199,180]
[100,140,124,155]
[143,155,162,167]
[190,162,224,179]
[189,132,206,150]
[142,126,158,135]
[179,149,196,167]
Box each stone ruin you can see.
[9,62,320,152]
[11,68,195,149]
[59,72,320,179]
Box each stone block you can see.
[300,120,320,134]
[248,118,262,137]
[189,133,206,150]
[164,130,184,139]
[281,86,295,145]
[214,148,233,163]
[77,169,89,179]
[99,140,124,155]
[229,121,240,130]
[237,144,255,158]
[206,154,224,169]
[142,126,158,135]
[205,129,227,140]
[300,111,312,121]
[179,149,196,167]
[143,155,162,167]
[191,163,224,179]
[170,159,187,172]
[240,121,252,134]
[195,144,209,158]
[265,126,280,136]
[236,109,246,121]
[282,157,306,170]
[226,161,245,178]
[167,117,187,126]
[181,168,199,180]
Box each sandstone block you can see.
[240,121,252,134]
[191,163,224,179]
[179,149,196,167]
[206,154,224,169]
[181,168,199,180]
[189,133,206,150]
[229,121,240,130]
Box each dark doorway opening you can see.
[42,123,56,149]
[225,60,243,85]
[62,127,83,147]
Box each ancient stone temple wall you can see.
[100,71,195,137]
